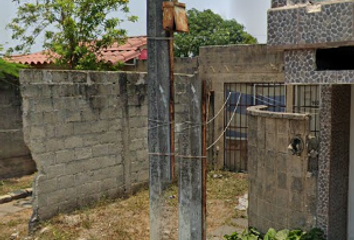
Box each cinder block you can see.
[99,132,117,144]
[30,139,46,153]
[79,181,101,195]
[74,122,93,135]
[287,155,303,178]
[289,191,303,211]
[36,99,53,112]
[35,153,56,168]
[66,160,86,175]
[66,110,81,122]
[58,175,75,189]
[46,139,65,152]
[31,126,46,139]
[47,189,67,205]
[91,120,109,133]
[64,136,83,149]
[137,170,149,183]
[38,205,59,220]
[100,178,117,191]
[69,71,87,84]
[98,156,118,169]
[37,178,58,194]
[45,164,66,179]
[291,177,304,192]
[74,147,93,160]
[275,189,289,208]
[81,109,99,121]
[92,144,109,157]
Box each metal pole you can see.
[169,29,176,181]
[147,0,173,239]
[202,80,207,240]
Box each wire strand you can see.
[206,92,231,125]
[255,93,284,105]
[206,93,242,151]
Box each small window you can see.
[316,47,354,71]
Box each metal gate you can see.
[293,85,321,136]
[224,83,286,172]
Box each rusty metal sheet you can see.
[163,1,189,33]
[163,2,174,31]
[174,3,189,33]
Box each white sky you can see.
[0,0,270,54]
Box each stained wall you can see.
[0,77,35,179]
[247,105,316,233]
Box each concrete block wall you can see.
[125,74,149,191]
[247,106,316,233]
[123,57,198,74]
[20,70,195,222]
[20,70,150,221]
[199,44,284,170]
[0,77,35,179]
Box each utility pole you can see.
[148,1,206,239]
[147,0,173,239]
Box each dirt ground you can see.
[0,174,35,196]
[0,171,248,240]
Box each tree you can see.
[174,9,257,57]
[7,0,137,70]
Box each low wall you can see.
[247,106,316,232]
[0,77,35,179]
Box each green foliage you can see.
[174,9,257,57]
[0,58,28,79]
[0,44,28,79]
[224,228,325,240]
[7,0,137,70]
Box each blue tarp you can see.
[225,91,285,139]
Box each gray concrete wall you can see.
[123,58,198,74]
[20,70,150,221]
[247,106,316,233]
[199,44,284,170]
[20,70,197,222]
[0,77,35,179]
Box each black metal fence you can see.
[223,83,321,172]
[224,83,286,172]
[293,85,320,136]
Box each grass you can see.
[0,173,35,196]
[0,170,248,240]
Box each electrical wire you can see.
[206,92,231,125]
[206,93,241,151]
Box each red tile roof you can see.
[7,36,147,65]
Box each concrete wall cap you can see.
[247,105,310,120]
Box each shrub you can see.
[224,227,325,240]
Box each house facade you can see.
[248,1,354,239]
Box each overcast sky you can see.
[0,0,270,54]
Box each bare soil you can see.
[0,174,35,196]
[0,171,248,240]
